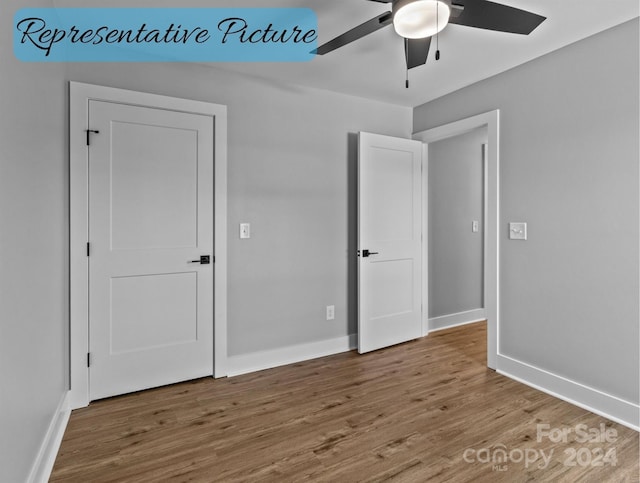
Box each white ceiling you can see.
[213,0,639,107]
[54,0,639,107]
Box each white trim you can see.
[482,142,488,305]
[421,142,429,337]
[429,309,486,332]
[414,110,500,369]
[498,355,640,431]
[27,392,71,483]
[227,335,357,377]
[69,82,228,409]
[213,99,229,378]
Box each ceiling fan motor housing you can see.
[392,0,452,39]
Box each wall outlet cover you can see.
[326,305,335,321]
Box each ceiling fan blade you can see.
[405,37,432,69]
[315,12,393,55]
[449,0,545,35]
[366,0,392,3]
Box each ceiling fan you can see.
[315,0,546,77]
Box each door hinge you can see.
[86,242,90,257]
[87,352,91,367]
[86,129,99,146]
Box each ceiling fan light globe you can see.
[393,0,450,39]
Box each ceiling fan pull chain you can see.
[436,1,441,60]
[404,37,410,88]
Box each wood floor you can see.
[52,322,639,482]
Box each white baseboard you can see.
[227,334,358,377]
[27,391,71,483]
[429,309,486,333]
[497,354,639,432]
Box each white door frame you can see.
[414,110,499,369]
[69,82,228,409]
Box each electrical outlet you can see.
[326,305,335,321]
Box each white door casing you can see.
[88,101,213,400]
[70,82,228,409]
[358,132,423,353]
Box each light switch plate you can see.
[240,223,250,239]
[472,220,479,233]
[509,222,527,240]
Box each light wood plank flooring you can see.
[51,322,639,482]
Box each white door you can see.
[88,101,214,400]
[358,132,423,353]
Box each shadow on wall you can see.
[347,132,358,336]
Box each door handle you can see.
[189,255,211,265]
[361,249,379,258]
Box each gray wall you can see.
[428,127,487,318]
[415,19,639,404]
[63,62,411,355]
[1,7,411,480]
[0,0,68,481]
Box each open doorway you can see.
[414,110,499,369]
[428,127,487,330]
